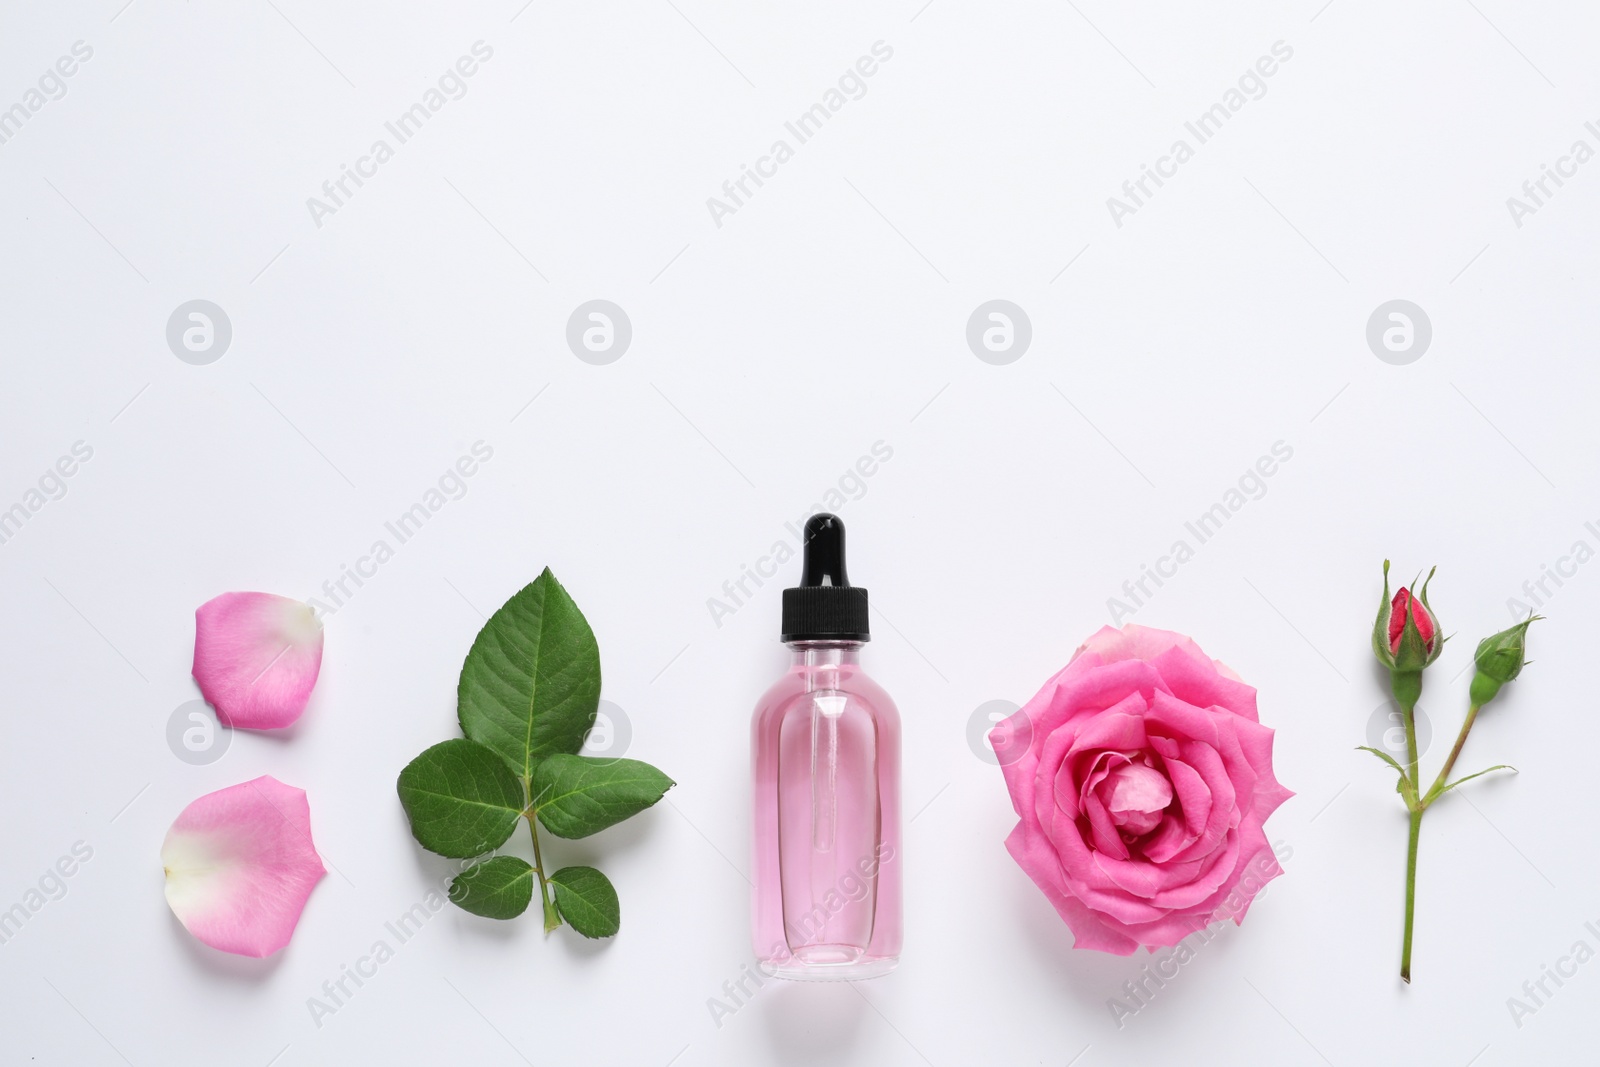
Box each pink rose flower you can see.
[994,624,1292,955]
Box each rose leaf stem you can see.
[522,781,560,933]
[525,811,561,932]
[1422,704,1481,808]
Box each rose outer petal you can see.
[1077,623,1207,666]
[1149,644,1259,723]
[193,592,324,729]
[162,776,326,957]
[1004,822,1141,955]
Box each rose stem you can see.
[1401,804,1420,984]
[1422,705,1481,807]
[1401,702,1486,981]
[523,781,560,932]
[1400,698,1421,985]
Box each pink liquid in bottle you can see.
[752,514,901,979]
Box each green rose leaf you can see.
[531,755,675,839]
[458,568,602,780]
[550,866,620,938]
[396,567,672,940]
[397,739,525,858]
[450,856,535,920]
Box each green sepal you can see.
[1371,560,1396,668]
[1430,764,1517,802]
[1357,744,1406,777]
[1359,745,1414,806]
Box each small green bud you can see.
[1469,615,1541,708]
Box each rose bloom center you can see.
[1098,757,1172,839]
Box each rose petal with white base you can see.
[193,592,323,729]
[162,776,326,957]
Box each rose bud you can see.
[1469,615,1541,706]
[1372,561,1445,710]
[1372,561,1444,672]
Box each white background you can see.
[2,1,1598,1064]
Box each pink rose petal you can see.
[1078,623,1206,667]
[1082,786,1131,859]
[162,775,326,958]
[194,592,323,729]
[1004,822,1141,954]
[1389,587,1437,654]
[1150,644,1259,722]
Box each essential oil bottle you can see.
[751,514,902,979]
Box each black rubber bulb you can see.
[800,514,849,588]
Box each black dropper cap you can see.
[781,514,870,642]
